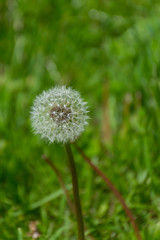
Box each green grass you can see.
[1,0,160,239]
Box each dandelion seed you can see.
[30,86,89,143]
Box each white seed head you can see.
[30,86,89,143]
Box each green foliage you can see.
[1,0,160,239]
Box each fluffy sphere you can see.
[30,86,89,143]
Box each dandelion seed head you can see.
[30,86,89,143]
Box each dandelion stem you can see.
[42,154,75,215]
[75,144,142,240]
[42,154,95,240]
[65,143,85,240]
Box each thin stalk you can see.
[65,143,85,240]
[42,154,75,215]
[42,155,95,240]
[75,144,142,240]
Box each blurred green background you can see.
[1,0,160,239]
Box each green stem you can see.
[65,143,85,240]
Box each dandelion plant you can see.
[31,85,142,240]
[31,86,89,240]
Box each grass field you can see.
[1,0,160,239]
